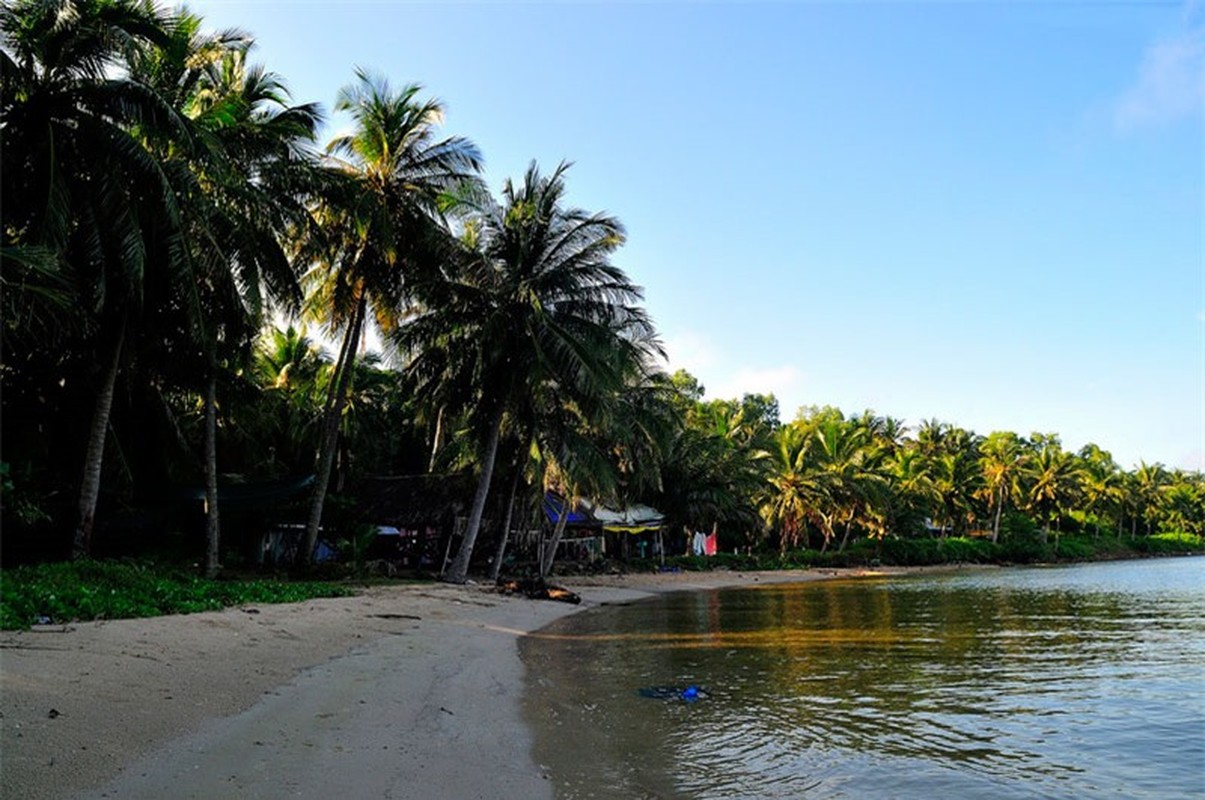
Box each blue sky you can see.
[192,0,1203,471]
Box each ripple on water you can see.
[522,558,1205,799]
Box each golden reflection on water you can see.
[523,559,1205,800]
[525,626,937,649]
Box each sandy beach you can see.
[0,568,900,799]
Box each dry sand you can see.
[0,568,900,799]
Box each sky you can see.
[190,0,1203,472]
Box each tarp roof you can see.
[542,494,664,533]
[542,494,598,527]
[589,501,664,534]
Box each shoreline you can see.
[0,567,909,799]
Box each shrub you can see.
[1053,536,1096,561]
[1133,532,1204,555]
[0,560,355,630]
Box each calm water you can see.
[520,558,1205,799]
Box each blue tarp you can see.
[542,494,597,526]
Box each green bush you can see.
[1133,532,1204,554]
[0,560,355,630]
[997,537,1053,564]
[1053,536,1096,561]
[874,536,998,566]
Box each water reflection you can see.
[522,558,1205,799]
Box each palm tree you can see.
[1131,461,1169,537]
[1022,443,1083,544]
[887,447,939,536]
[251,324,330,474]
[132,19,321,575]
[760,422,833,552]
[299,70,482,562]
[397,162,660,583]
[1157,472,1204,536]
[1077,444,1120,540]
[979,431,1023,543]
[2,0,194,556]
[812,418,881,552]
[657,395,766,545]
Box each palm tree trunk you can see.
[303,295,365,563]
[488,465,522,582]
[73,326,125,559]
[838,515,854,552]
[540,501,571,578]
[204,370,222,578]
[428,405,445,473]
[445,407,504,583]
[819,516,833,553]
[991,484,1004,543]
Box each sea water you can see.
[520,557,1205,799]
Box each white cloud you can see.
[1175,447,1205,472]
[708,365,805,404]
[1114,20,1204,132]
[660,329,719,375]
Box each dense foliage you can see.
[0,560,352,629]
[2,1,1201,593]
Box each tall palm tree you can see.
[1131,461,1169,537]
[132,17,321,575]
[397,162,660,583]
[887,447,939,536]
[979,431,1023,543]
[2,0,193,556]
[812,418,880,552]
[1022,443,1083,543]
[1077,444,1120,541]
[299,70,482,562]
[760,422,833,552]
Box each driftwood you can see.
[496,578,581,605]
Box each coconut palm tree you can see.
[1022,443,1083,544]
[657,397,766,544]
[131,18,321,575]
[979,431,1024,543]
[298,70,482,562]
[887,447,939,536]
[1131,461,1169,537]
[1157,472,1204,536]
[1077,444,1121,541]
[397,162,659,583]
[811,418,881,552]
[2,0,196,556]
[760,421,834,552]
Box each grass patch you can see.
[0,560,356,630]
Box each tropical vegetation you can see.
[2,2,1201,607]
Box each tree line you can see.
[3,0,1200,581]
